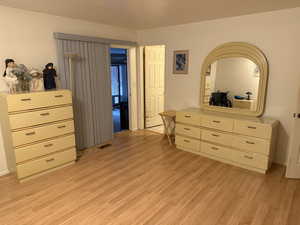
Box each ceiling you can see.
[0,0,300,29]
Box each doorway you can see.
[144,45,165,132]
[110,48,129,133]
[286,87,300,178]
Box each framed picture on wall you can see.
[173,50,189,74]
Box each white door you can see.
[144,46,165,128]
[286,88,300,178]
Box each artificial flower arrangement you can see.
[1,59,57,94]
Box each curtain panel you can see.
[55,37,113,150]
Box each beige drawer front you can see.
[232,136,270,156]
[12,120,74,147]
[176,124,201,138]
[176,111,201,125]
[17,148,76,179]
[201,116,234,132]
[15,135,76,163]
[201,142,234,161]
[234,120,272,139]
[233,151,269,170]
[9,106,74,130]
[201,130,233,147]
[7,90,72,112]
[175,135,200,152]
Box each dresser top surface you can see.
[0,89,70,97]
[179,108,278,125]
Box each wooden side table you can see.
[159,111,176,145]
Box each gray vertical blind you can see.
[55,39,113,150]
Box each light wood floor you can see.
[0,130,300,225]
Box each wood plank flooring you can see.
[0,130,299,225]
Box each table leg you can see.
[160,115,173,145]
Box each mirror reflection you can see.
[204,57,260,111]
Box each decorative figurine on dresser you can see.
[175,42,279,174]
[0,89,76,182]
[43,63,57,90]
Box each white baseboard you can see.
[0,169,9,176]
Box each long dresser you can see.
[0,89,76,182]
[175,108,279,173]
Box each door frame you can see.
[110,45,138,131]
[286,87,300,178]
[139,45,166,129]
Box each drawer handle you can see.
[57,125,66,129]
[54,95,64,98]
[40,112,50,116]
[211,147,219,150]
[244,155,254,160]
[44,143,53,148]
[184,128,191,131]
[211,134,219,137]
[212,120,221,123]
[25,131,35,136]
[21,98,31,102]
[46,158,55,162]
[183,139,190,143]
[184,115,191,118]
[247,126,257,129]
[246,141,255,145]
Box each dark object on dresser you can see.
[209,91,232,108]
[43,63,57,90]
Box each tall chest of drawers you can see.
[175,108,279,174]
[0,90,76,182]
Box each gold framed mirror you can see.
[200,42,268,117]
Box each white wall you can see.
[138,7,300,165]
[0,6,137,175]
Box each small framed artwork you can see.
[173,50,189,74]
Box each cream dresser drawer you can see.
[12,120,74,147]
[201,130,233,147]
[201,116,234,132]
[176,124,201,138]
[0,90,76,181]
[175,108,278,174]
[176,111,201,125]
[201,142,233,161]
[15,135,75,163]
[16,148,76,179]
[234,120,272,139]
[6,90,72,112]
[9,106,73,130]
[233,151,269,170]
[175,135,200,152]
[232,135,270,156]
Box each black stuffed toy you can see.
[43,63,57,90]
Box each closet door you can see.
[56,40,112,150]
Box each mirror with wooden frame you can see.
[200,42,268,117]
